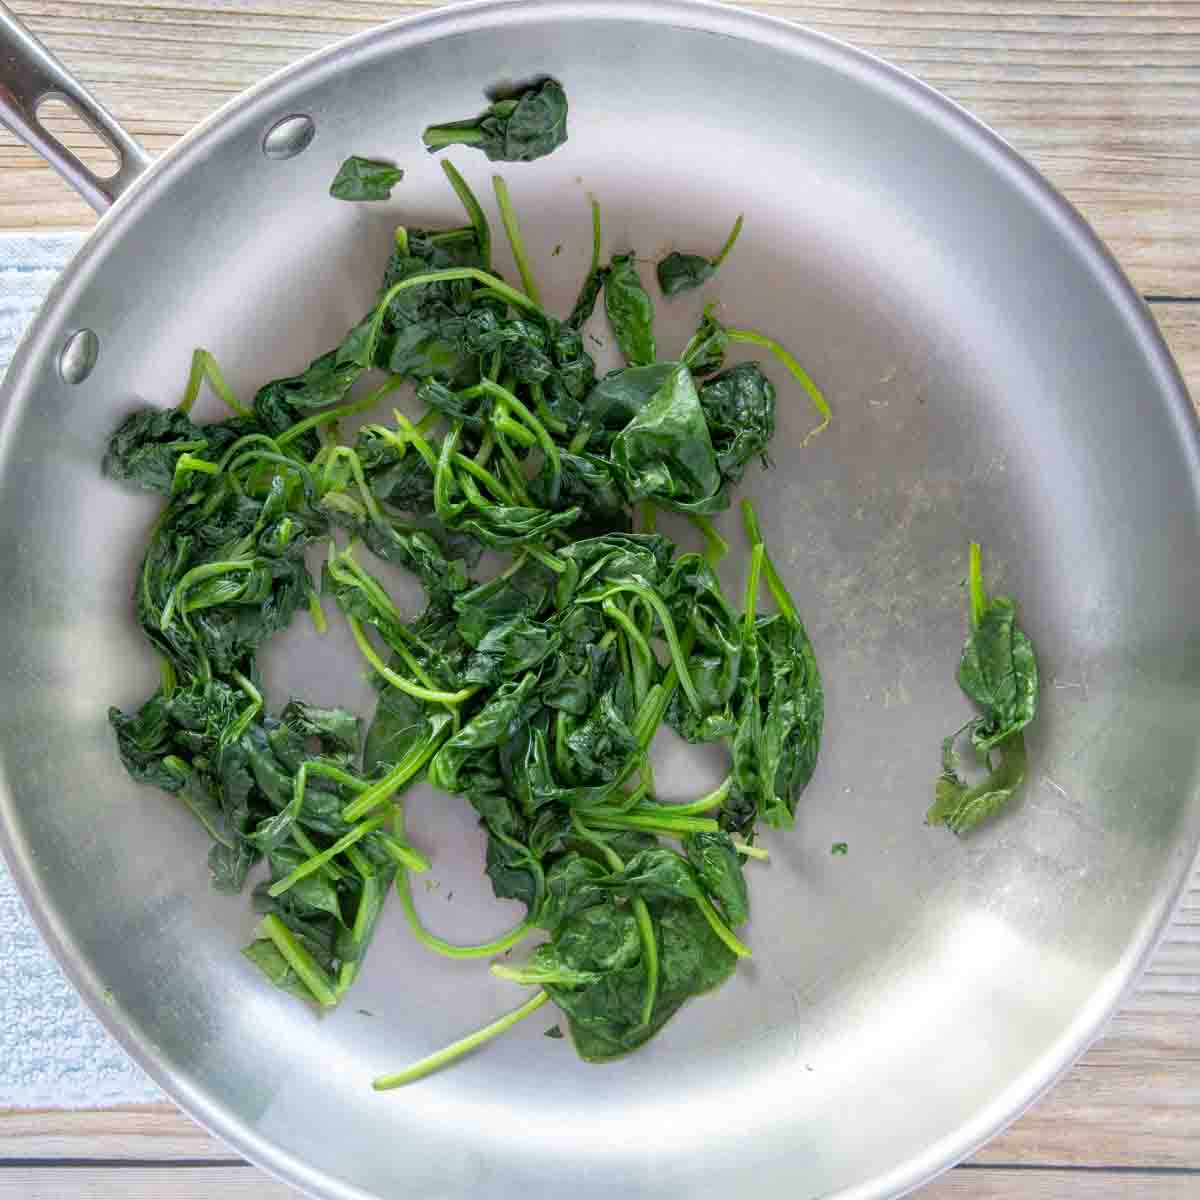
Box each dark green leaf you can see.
[604,254,656,366]
[329,156,404,201]
[422,80,568,163]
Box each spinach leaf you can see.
[609,364,725,514]
[657,215,743,297]
[683,831,749,926]
[422,80,568,163]
[699,363,776,485]
[329,157,404,201]
[929,544,1039,834]
[580,363,675,451]
[604,254,656,366]
[103,408,208,497]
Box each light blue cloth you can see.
[0,231,161,1106]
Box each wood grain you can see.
[0,1,1196,296]
[1,1165,1198,1199]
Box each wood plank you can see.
[0,1165,1197,1199]
[1151,304,1200,400]
[922,1169,1200,1199]
[0,1104,234,1162]
[0,1166,293,1199]
[0,1,1195,295]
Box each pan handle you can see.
[0,2,151,213]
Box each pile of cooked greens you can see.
[103,79,1038,1086]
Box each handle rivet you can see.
[262,114,315,160]
[58,328,99,384]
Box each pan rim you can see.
[0,2,1195,1198]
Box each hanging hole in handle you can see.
[35,95,121,180]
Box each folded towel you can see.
[0,231,161,1107]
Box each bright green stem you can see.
[433,423,467,522]
[278,375,405,448]
[641,502,657,534]
[320,446,383,525]
[602,598,654,707]
[337,872,382,996]
[346,615,478,706]
[494,415,537,447]
[226,669,262,742]
[267,815,388,898]
[215,432,285,473]
[179,348,251,418]
[632,628,696,751]
[368,267,546,364]
[630,895,659,1028]
[492,174,541,305]
[693,893,753,959]
[171,453,219,495]
[345,845,376,880]
[394,868,532,960]
[372,990,550,1090]
[735,841,770,861]
[160,559,258,630]
[584,582,702,714]
[744,543,765,638]
[377,833,432,874]
[741,499,799,624]
[327,543,407,630]
[525,543,567,574]
[710,214,745,269]
[634,775,731,818]
[531,382,568,435]
[306,589,328,634]
[387,410,441,473]
[475,379,560,488]
[291,825,346,882]
[588,193,602,275]
[726,327,830,443]
[422,124,487,151]
[585,812,720,836]
[967,541,986,630]
[440,159,491,270]
[340,719,453,822]
[567,422,593,454]
[260,914,338,1006]
[453,451,516,505]
[689,514,729,564]
[571,812,658,1027]
[158,655,177,698]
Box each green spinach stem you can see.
[492,174,542,304]
[372,990,550,1090]
[179,348,251,418]
[726,327,830,443]
[440,159,491,270]
[261,915,337,1006]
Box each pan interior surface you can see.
[1,4,1197,1198]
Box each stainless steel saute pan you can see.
[1,2,1197,1198]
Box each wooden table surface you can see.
[1,2,1198,1197]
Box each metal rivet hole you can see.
[59,329,99,384]
[263,114,316,160]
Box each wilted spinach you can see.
[657,214,744,297]
[330,157,404,201]
[929,543,1039,834]
[605,254,656,366]
[104,147,837,1084]
[423,79,568,163]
